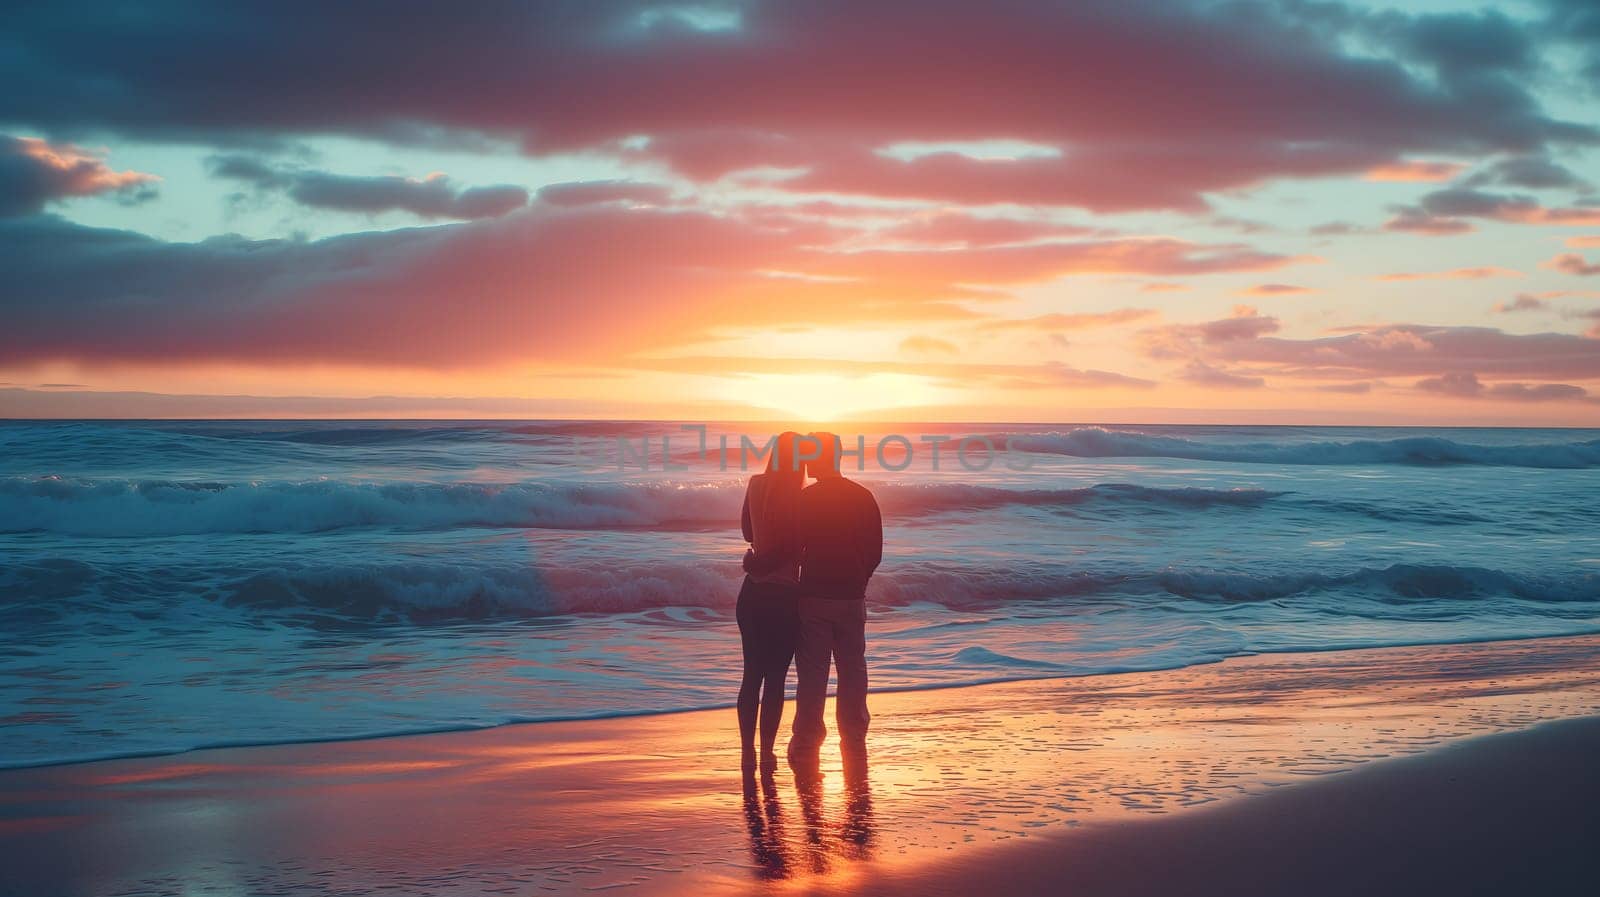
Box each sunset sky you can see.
[4,0,1600,424]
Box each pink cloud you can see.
[1569,309,1600,339]
[1140,305,1600,400]
[1314,381,1375,394]
[1165,318,1600,380]
[1238,283,1316,296]
[1492,294,1549,313]
[976,308,1158,331]
[1363,160,1467,183]
[1415,371,1484,397]
[873,212,1096,248]
[1143,306,1281,357]
[1416,372,1593,403]
[1377,267,1522,281]
[1181,361,1265,389]
[0,208,833,367]
[1547,253,1600,276]
[0,204,1297,368]
[759,142,1388,213]
[0,135,158,216]
[1383,209,1476,236]
[899,335,959,355]
[808,240,1307,289]
[633,354,1155,391]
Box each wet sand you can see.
[857,715,1600,897]
[1,635,1597,896]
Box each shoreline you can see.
[9,625,1600,773]
[2,634,1597,895]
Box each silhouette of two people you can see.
[737,431,883,775]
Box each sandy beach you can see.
[2,635,1597,896]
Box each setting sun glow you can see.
[722,372,945,422]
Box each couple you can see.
[737,431,883,776]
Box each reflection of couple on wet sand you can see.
[737,431,883,777]
[743,754,874,881]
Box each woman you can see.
[737,431,804,774]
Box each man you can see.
[787,431,883,766]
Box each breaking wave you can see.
[0,477,1288,536]
[7,558,1594,627]
[1012,428,1600,468]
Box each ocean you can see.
[2,420,1598,768]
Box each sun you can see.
[727,372,941,423]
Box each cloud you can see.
[872,212,1096,248]
[1377,9,1536,77]
[1416,371,1592,402]
[291,175,527,219]
[1570,308,1600,338]
[0,134,157,216]
[1363,160,1465,182]
[209,155,527,219]
[535,180,674,207]
[1494,290,1600,313]
[1463,153,1591,191]
[1238,283,1315,296]
[725,140,1398,213]
[1180,361,1265,389]
[976,308,1158,332]
[0,386,766,420]
[1493,294,1549,313]
[1377,267,1522,281]
[1541,0,1600,95]
[899,335,959,355]
[0,208,816,367]
[1143,306,1281,357]
[803,239,1305,288]
[1314,381,1374,394]
[1140,301,1600,401]
[1385,188,1600,234]
[1567,236,1600,248]
[1208,216,1274,235]
[631,354,1156,391]
[1309,221,1369,236]
[2,2,1593,213]
[1548,253,1600,276]
[5,1,1599,400]
[1383,207,1476,235]
[1485,381,1593,402]
[0,205,1295,368]
[1418,188,1536,218]
[207,153,286,186]
[1139,282,1190,293]
[1153,314,1600,381]
[1415,371,1485,397]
